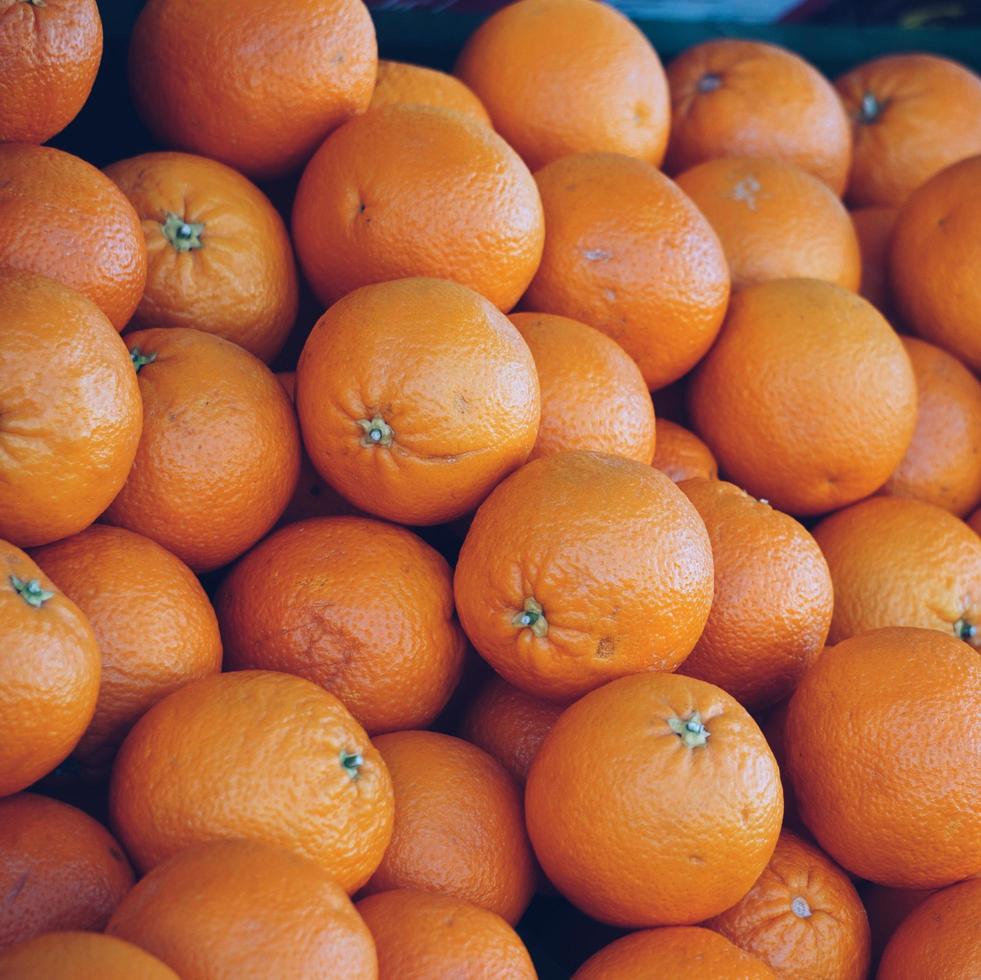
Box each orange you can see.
[0,271,142,548]
[103,327,301,573]
[851,206,899,316]
[836,54,981,207]
[0,933,178,980]
[526,671,783,927]
[574,927,776,979]
[705,830,871,979]
[812,497,981,646]
[880,337,981,515]
[510,312,656,463]
[0,793,133,949]
[370,60,490,124]
[107,840,378,980]
[666,39,852,194]
[104,151,299,363]
[891,153,981,371]
[455,0,669,171]
[651,419,718,482]
[357,890,535,979]
[129,0,377,180]
[675,156,861,290]
[109,670,394,890]
[524,152,730,390]
[758,700,804,836]
[785,627,981,888]
[878,877,981,980]
[689,278,916,516]
[0,144,146,330]
[0,0,102,143]
[295,278,539,526]
[32,525,222,779]
[217,516,465,735]
[292,105,544,311]
[454,452,714,702]
[677,478,833,712]
[0,542,100,798]
[459,675,563,785]
[362,731,536,925]
[861,883,938,965]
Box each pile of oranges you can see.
[1,0,980,977]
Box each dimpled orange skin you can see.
[881,338,981,516]
[677,479,833,713]
[107,840,378,980]
[851,207,899,316]
[370,60,491,125]
[812,497,981,646]
[217,516,466,735]
[574,927,777,979]
[675,157,861,291]
[652,419,718,482]
[524,152,730,391]
[0,272,142,549]
[357,890,536,980]
[0,0,102,144]
[104,152,299,363]
[129,0,377,181]
[526,672,783,928]
[0,932,179,980]
[786,628,981,889]
[891,154,981,372]
[836,54,981,208]
[705,831,871,980]
[32,525,223,779]
[689,278,917,516]
[0,794,134,949]
[666,39,852,194]
[295,278,540,527]
[459,675,563,785]
[362,731,536,926]
[103,327,300,573]
[879,878,981,980]
[0,144,146,330]
[109,670,394,891]
[0,542,100,798]
[455,0,669,171]
[454,452,714,703]
[292,105,544,312]
[510,312,656,464]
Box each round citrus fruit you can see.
[32,525,222,779]
[689,278,916,516]
[0,542,100,798]
[861,882,937,964]
[851,206,899,316]
[370,60,490,124]
[295,277,539,526]
[510,312,655,463]
[102,327,301,573]
[454,451,714,702]
[357,889,535,979]
[455,0,669,171]
[109,670,394,891]
[217,516,465,735]
[677,478,833,711]
[129,0,377,180]
[785,627,981,888]
[526,671,783,927]
[651,419,718,482]
[292,104,544,311]
[0,271,142,548]
[362,730,536,925]
[0,933,178,980]
[524,151,730,390]
[0,793,133,949]
[104,151,298,363]
[107,840,378,980]
[675,156,861,290]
